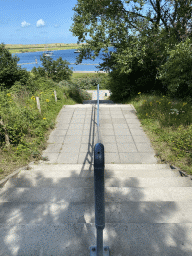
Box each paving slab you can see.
[41,93,159,164]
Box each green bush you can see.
[58,80,92,102]
[0,76,67,147]
[156,37,192,99]
[31,67,46,79]
[106,32,169,102]
[31,55,73,82]
[105,27,184,102]
[0,43,30,89]
[71,76,102,90]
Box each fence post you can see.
[36,97,41,114]
[0,119,10,148]
[54,90,57,102]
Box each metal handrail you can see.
[90,85,109,256]
[97,84,100,144]
[96,84,104,145]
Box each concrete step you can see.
[1,201,192,225]
[0,223,192,256]
[17,168,180,178]
[83,100,115,104]
[9,164,180,181]
[1,187,192,203]
[28,163,172,171]
[5,175,192,188]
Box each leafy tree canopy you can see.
[70,0,192,70]
[156,37,192,97]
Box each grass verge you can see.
[111,92,192,176]
[0,74,92,182]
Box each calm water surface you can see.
[13,48,114,72]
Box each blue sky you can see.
[0,0,79,44]
[0,0,170,45]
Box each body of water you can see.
[13,47,114,72]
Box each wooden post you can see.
[0,119,10,148]
[54,90,57,102]
[36,97,41,113]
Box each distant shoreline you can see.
[73,71,107,73]
[12,48,78,54]
[5,43,85,54]
[5,43,113,54]
[28,70,107,73]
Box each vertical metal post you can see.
[90,84,109,256]
[95,143,105,256]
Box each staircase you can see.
[1,88,192,255]
[1,162,192,255]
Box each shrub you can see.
[156,37,192,99]
[31,67,46,79]
[106,33,169,102]
[32,55,73,82]
[58,80,92,102]
[0,43,30,89]
[71,76,106,90]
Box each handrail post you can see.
[90,84,109,256]
[95,143,105,255]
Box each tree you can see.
[0,43,29,89]
[70,0,192,68]
[70,0,192,100]
[32,55,73,82]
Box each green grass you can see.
[72,73,105,79]
[109,92,192,175]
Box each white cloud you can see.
[21,21,30,27]
[36,19,45,27]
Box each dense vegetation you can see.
[69,0,192,174]
[0,43,108,180]
[70,0,192,102]
[1,0,192,178]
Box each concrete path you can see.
[86,89,112,100]
[41,90,157,165]
[1,91,192,256]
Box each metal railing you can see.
[96,84,101,144]
[90,85,109,256]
